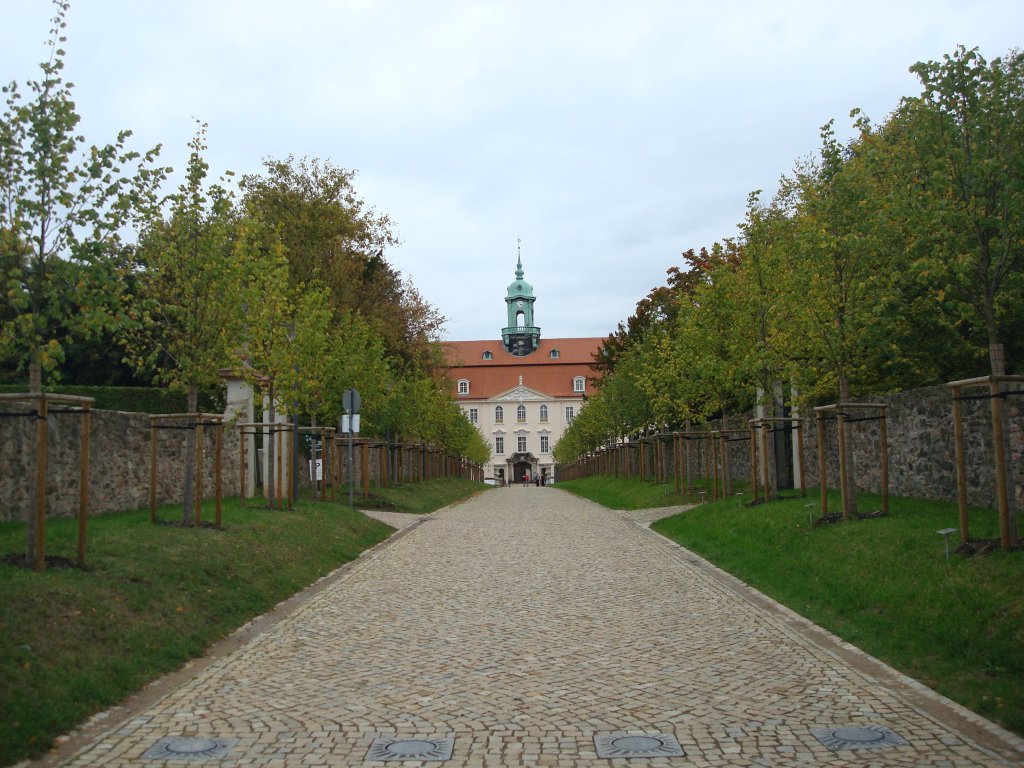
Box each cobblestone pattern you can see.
[55,487,1023,767]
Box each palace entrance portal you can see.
[508,452,538,484]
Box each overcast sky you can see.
[3,1,1022,342]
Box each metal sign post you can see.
[343,389,361,510]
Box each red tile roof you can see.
[439,337,603,399]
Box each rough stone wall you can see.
[798,384,1022,509]
[0,407,240,523]
[631,383,1022,509]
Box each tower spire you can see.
[516,237,524,279]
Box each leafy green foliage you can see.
[0,0,166,389]
[558,43,1023,467]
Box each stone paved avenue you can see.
[47,487,1024,767]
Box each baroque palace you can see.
[439,255,603,485]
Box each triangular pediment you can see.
[489,384,547,402]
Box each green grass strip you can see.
[0,479,487,766]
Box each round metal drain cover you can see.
[611,736,666,751]
[594,733,685,758]
[810,724,907,751]
[384,740,441,757]
[832,727,886,743]
[165,737,220,754]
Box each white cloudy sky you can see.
[3,1,1022,341]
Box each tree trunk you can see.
[25,361,42,565]
[837,369,859,516]
[988,341,1017,540]
[266,380,276,509]
[182,385,198,525]
[721,414,732,496]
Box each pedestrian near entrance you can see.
[524,470,530,486]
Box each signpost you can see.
[343,389,361,510]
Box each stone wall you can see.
[0,406,240,523]
[797,384,1022,510]
[615,383,1022,509]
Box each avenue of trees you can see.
[556,45,1023,468]
[2,3,489,545]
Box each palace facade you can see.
[438,256,603,484]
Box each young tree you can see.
[126,126,247,523]
[1,0,165,559]
[905,46,1024,378]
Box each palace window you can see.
[550,348,560,359]
[517,435,527,453]
[457,379,470,395]
[494,406,504,423]
[573,376,585,393]
[540,435,550,453]
[539,405,548,422]
[468,408,478,424]
[516,404,527,422]
[482,350,493,360]
[495,435,504,454]
[565,406,575,423]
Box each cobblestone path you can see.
[52,487,1023,767]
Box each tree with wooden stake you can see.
[0,393,92,570]
[1,1,166,562]
[125,125,248,525]
[903,47,1024,544]
[812,403,889,522]
[948,375,1024,550]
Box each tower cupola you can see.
[502,245,540,356]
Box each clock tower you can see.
[502,250,541,356]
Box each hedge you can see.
[0,386,222,414]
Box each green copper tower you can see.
[502,246,540,356]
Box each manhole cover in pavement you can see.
[142,736,239,760]
[810,725,907,750]
[594,733,685,758]
[366,737,455,762]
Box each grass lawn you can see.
[562,476,1024,737]
[0,478,487,766]
[555,475,720,510]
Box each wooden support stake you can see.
[759,422,771,503]
[215,421,223,526]
[796,419,806,497]
[287,424,294,511]
[361,441,370,498]
[952,386,969,544]
[816,412,828,516]
[879,410,889,516]
[991,378,1011,549]
[239,427,247,506]
[150,422,158,523]
[836,410,850,522]
[78,407,90,567]
[35,395,47,570]
[195,419,204,527]
[749,424,758,502]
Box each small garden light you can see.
[937,527,957,561]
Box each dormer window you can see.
[573,376,585,393]
[550,349,560,359]
[482,350,493,360]
[457,379,470,395]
